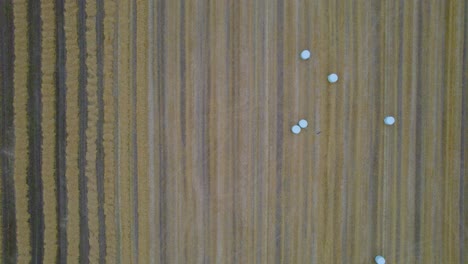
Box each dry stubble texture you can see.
[40,0,58,262]
[0,0,466,263]
[84,0,100,262]
[64,0,80,262]
[12,1,30,263]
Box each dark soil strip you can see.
[0,1,18,263]
[77,0,90,263]
[131,0,139,262]
[27,0,45,262]
[156,0,167,262]
[55,0,68,262]
[96,0,107,262]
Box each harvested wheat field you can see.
[0,0,467,263]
